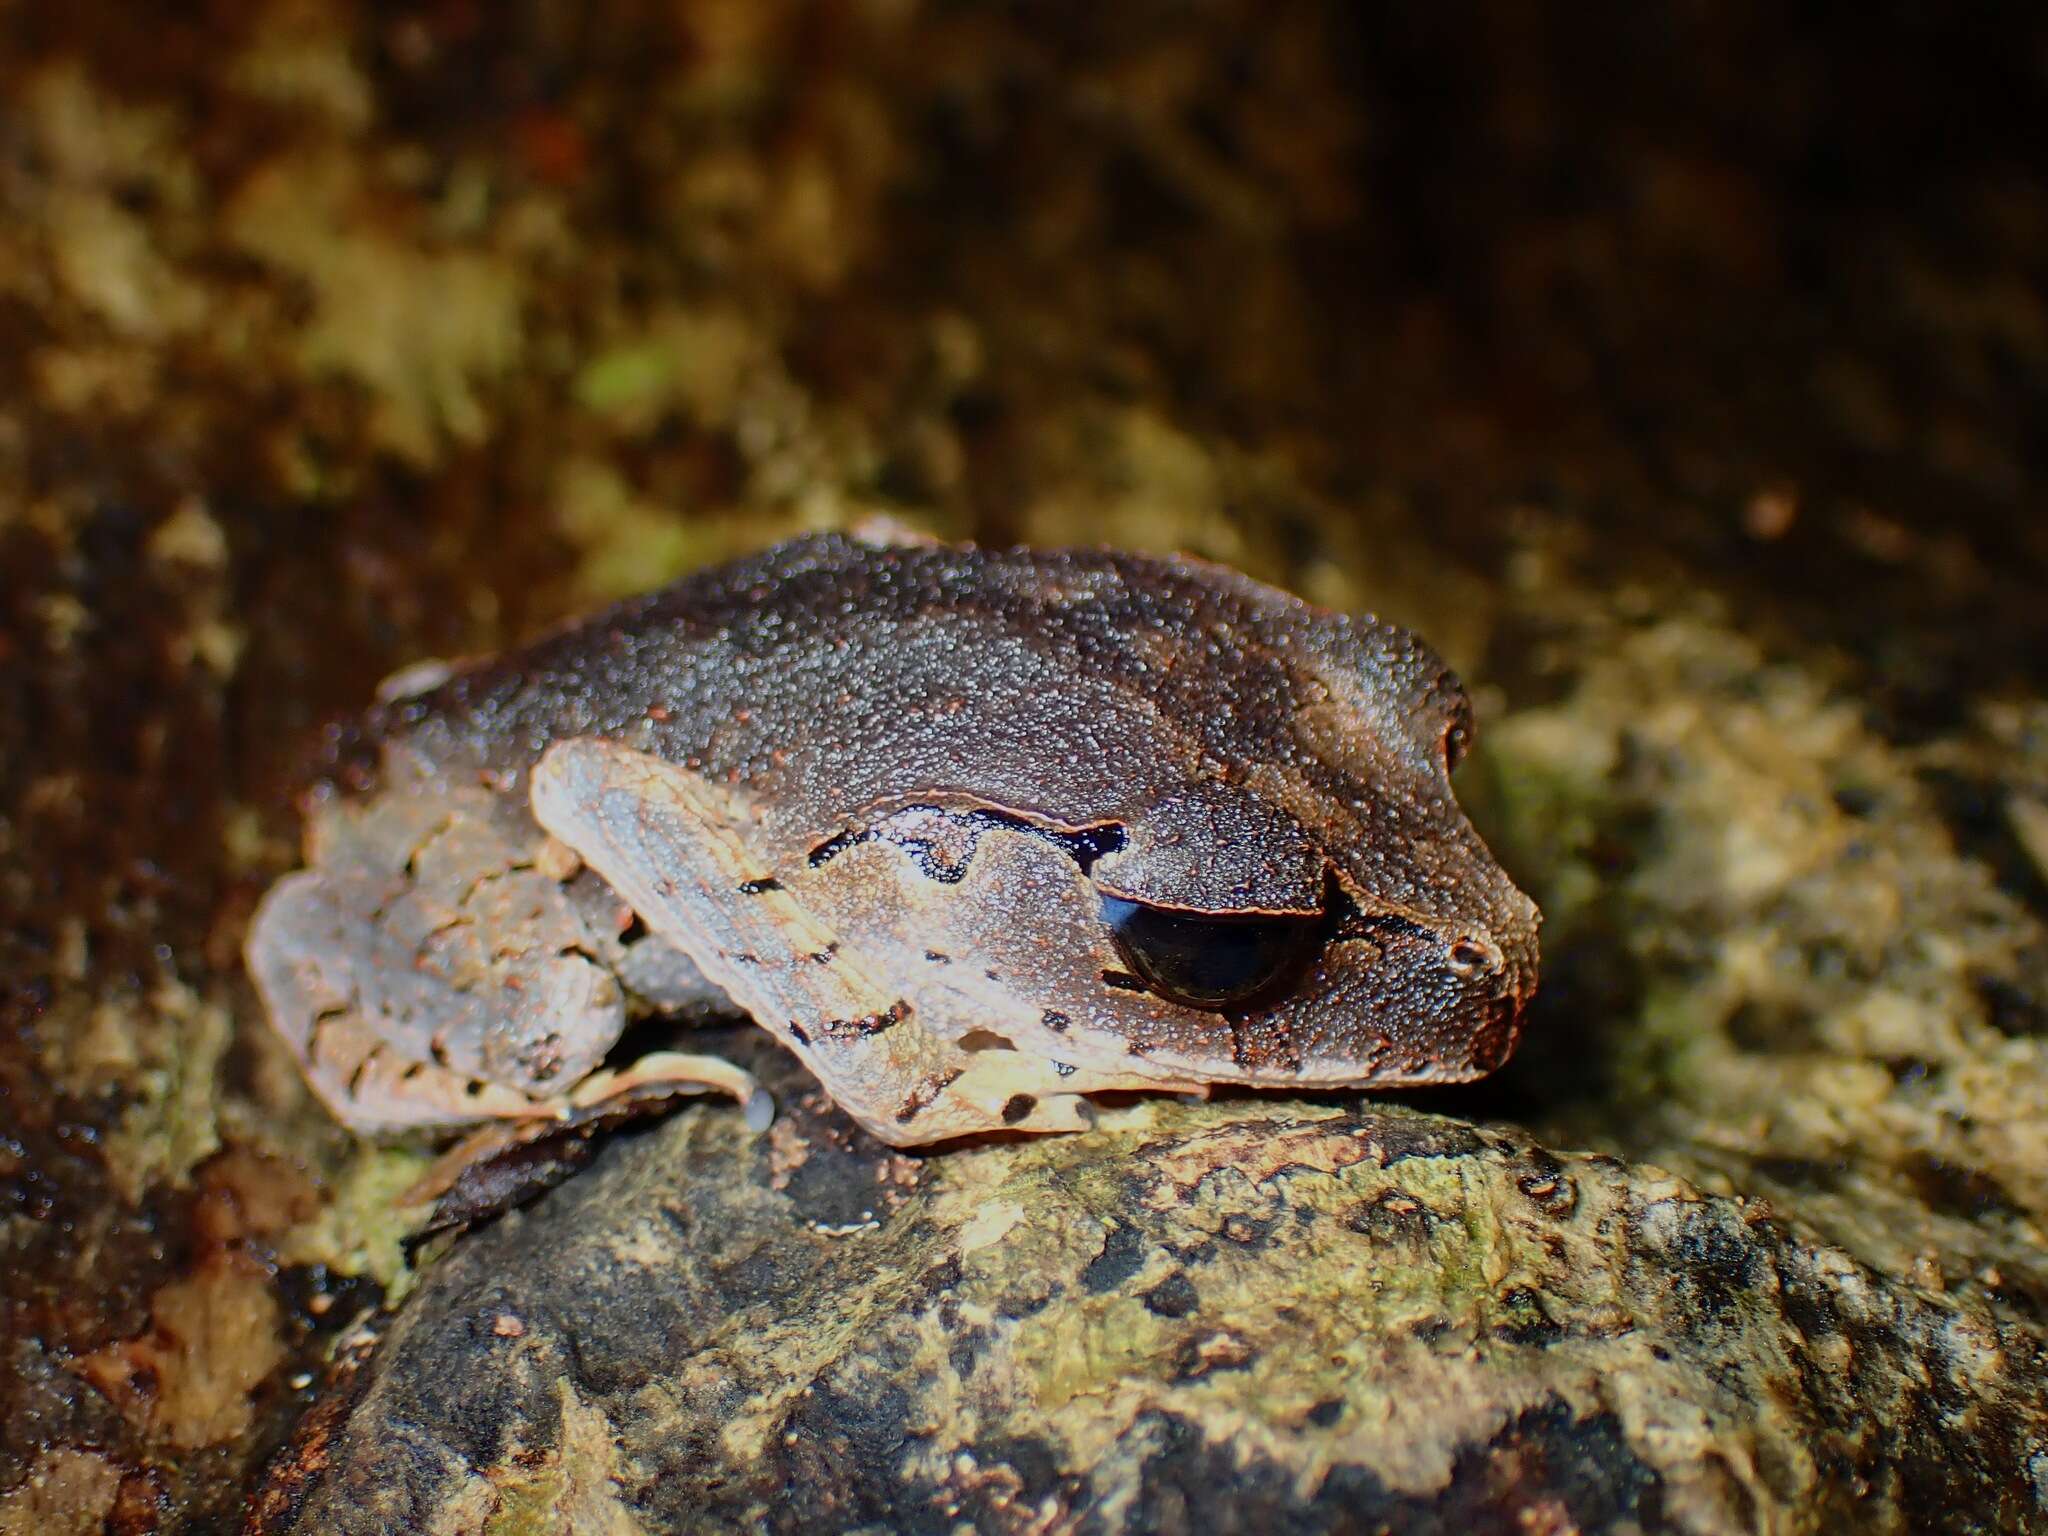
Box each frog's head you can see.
[801,601,1539,1102]
[1084,607,1541,1088]
[1080,750,1539,1088]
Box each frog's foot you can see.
[566,1050,773,1131]
[400,1061,767,1225]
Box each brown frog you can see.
[245,529,1538,1158]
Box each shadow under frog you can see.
[245,528,1538,1205]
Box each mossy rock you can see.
[250,1032,2045,1535]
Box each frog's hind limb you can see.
[244,772,640,1133]
[529,736,1116,1146]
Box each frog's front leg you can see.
[245,757,754,1134]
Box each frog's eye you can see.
[1099,895,1321,1011]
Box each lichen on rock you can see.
[250,1025,2048,1535]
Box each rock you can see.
[251,1031,2046,1535]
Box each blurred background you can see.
[2,3,2044,1528]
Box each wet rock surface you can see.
[2,3,2047,1532]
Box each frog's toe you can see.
[565,1049,767,1126]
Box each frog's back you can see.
[359,534,1358,814]
[346,532,1479,918]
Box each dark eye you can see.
[1100,895,1321,1011]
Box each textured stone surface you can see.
[3,3,2048,1532]
[250,1033,2047,1535]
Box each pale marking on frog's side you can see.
[245,530,1538,1161]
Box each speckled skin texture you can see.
[246,534,1537,1142]
[363,534,1495,912]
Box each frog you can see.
[244,526,1539,1163]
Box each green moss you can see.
[573,343,679,419]
[276,1146,433,1296]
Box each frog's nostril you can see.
[1447,936,1502,977]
